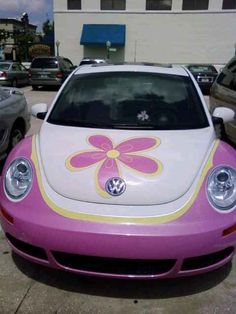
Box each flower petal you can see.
[116,138,159,153]
[96,158,120,196]
[89,135,113,151]
[119,154,160,175]
[68,151,106,170]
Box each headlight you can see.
[4,158,33,200]
[207,166,236,211]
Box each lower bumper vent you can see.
[181,247,234,271]
[52,251,176,276]
[6,233,48,261]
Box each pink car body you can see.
[0,136,235,279]
[0,64,235,279]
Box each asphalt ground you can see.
[0,87,235,313]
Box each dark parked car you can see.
[29,56,76,90]
[210,56,236,147]
[0,86,30,161]
[0,61,29,87]
[186,64,218,94]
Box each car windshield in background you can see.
[0,63,10,70]
[48,71,209,130]
[188,66,217,73]
[31,58,58,69]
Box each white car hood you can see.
[38,123,214,205]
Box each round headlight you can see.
[4,158,33,200]
[207,166,236,211]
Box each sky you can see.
[0,0,53,31]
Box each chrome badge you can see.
[105,177,126,197]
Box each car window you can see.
[62,58,73,70]
[0,63,10,70]
[19,64,27,71]
[188,65,217,73]
[216,72,236,91]
[227,59,236,73]
[48,71,209,130]
[12,64,22,71]
[64,58,73,67]
[31,58,59,69]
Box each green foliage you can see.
[43,19,54,36]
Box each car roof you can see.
[32,56,64,60]
[75,63,188,77]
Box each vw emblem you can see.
[105,177,126,197]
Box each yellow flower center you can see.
[107,149,120,159]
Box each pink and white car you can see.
[0,64,235,279]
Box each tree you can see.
[42,19,54,36]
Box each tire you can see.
[32,85,38,90]
[12,79,17,88]
[8,126,24,153]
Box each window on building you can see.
[182,0,209,10]
[222,0,236,9]
[146,0,172,10]
[68,0,81,10]
[101,0,126,10]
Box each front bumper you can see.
[1,199,236,279]
[30,79,62,87]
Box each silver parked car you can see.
[210,56,236,147]
[0,86,30,161]
[0,61,29,87]
[29,56,75,90]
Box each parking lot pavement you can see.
[0,90,235,313]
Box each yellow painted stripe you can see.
[31,136,219,224]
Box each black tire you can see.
[7,126,24,153]
[12,79,17,88]
[32,85,38,90]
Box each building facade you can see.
[0,18,37,60]
[54,0,236,66]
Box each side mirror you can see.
[31,103,48,120]
[212,107,235,123]
[212,107,235,140]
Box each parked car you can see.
[0,86,30,161]
[79,58,107,66]
[0,63,235,279]
[29,56,76,90]
[210,56,236,147]
[186,64,218,94]
[0,61,29,87]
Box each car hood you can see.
[38,122,214,205]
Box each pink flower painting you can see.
[66,135,162,197]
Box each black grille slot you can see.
[6,233,48,261]
[181,247,234,271]
[52,251,176,275]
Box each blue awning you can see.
[80,24,126,46]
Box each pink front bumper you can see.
[1,202,236,279]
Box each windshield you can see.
[188,65,217,73]
[0,63,10,70]
[48,71,209,130]
[31,58,58,69]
